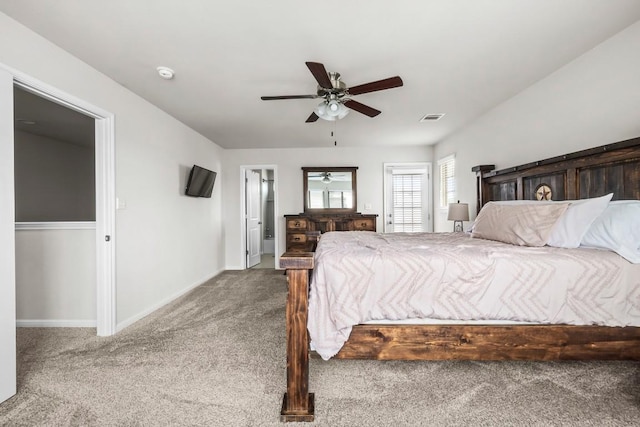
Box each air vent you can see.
[420,113,445,122]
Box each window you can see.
[328,191,352,209]
[438,155,456,209]
[383,163,432,233]
[309,189,353,209]
[308,190,324,208]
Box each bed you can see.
[279,136,640,422]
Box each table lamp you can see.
[447,201,469,232]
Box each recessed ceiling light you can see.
[156,66,175,80]
[420,113,445,122]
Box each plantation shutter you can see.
[438,155,456,209]
[392,173,424,232]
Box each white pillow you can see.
[547,193,612,248]
[581,200,640,264]
[490,194,613,248]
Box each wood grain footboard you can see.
[280,252,314,422]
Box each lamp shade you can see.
[314,100,349,121]
[447,202,469,221]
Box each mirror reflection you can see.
[307,171,353,209]
[302,167,357,213]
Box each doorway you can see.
[5,66,116,336]
[240,165,278,269]
[14,86,98,327]
[383,162,433,233]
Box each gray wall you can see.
[14,130,95,222]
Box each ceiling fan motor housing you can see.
[317,72,347,98]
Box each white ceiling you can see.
[2,1,640,149]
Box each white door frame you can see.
[1,63,117,336]
[0,68,17,405]
[239,165,279,269]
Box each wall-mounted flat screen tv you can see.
[185,165,216,198]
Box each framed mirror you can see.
[303,166,358,213]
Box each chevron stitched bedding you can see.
[308,231,640,360]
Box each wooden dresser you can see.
[285,213,377,252]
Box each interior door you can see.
[246,169,262,268]
[0,69,17,404]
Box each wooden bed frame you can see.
[279,136,640,422]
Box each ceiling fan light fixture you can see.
[314,100,349,121]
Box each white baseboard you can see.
[115,269,223,333]
[17,319,97,328]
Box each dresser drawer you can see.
[287,233,308,244]
[352,218,375,231]
[284,213,377,251]
[286,218,308,231]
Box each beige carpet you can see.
[1,269,639,426]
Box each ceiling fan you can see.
[308,172,334,183]
[260,62,403,123]
[307,171,352,183]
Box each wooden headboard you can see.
[472,136,640,213]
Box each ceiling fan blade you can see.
[261,95,318,100]
[343,99,381,117]
[347,76,403,95]
[305,62,333,89]
[305,112,319,123]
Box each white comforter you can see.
[308,231,640,360]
